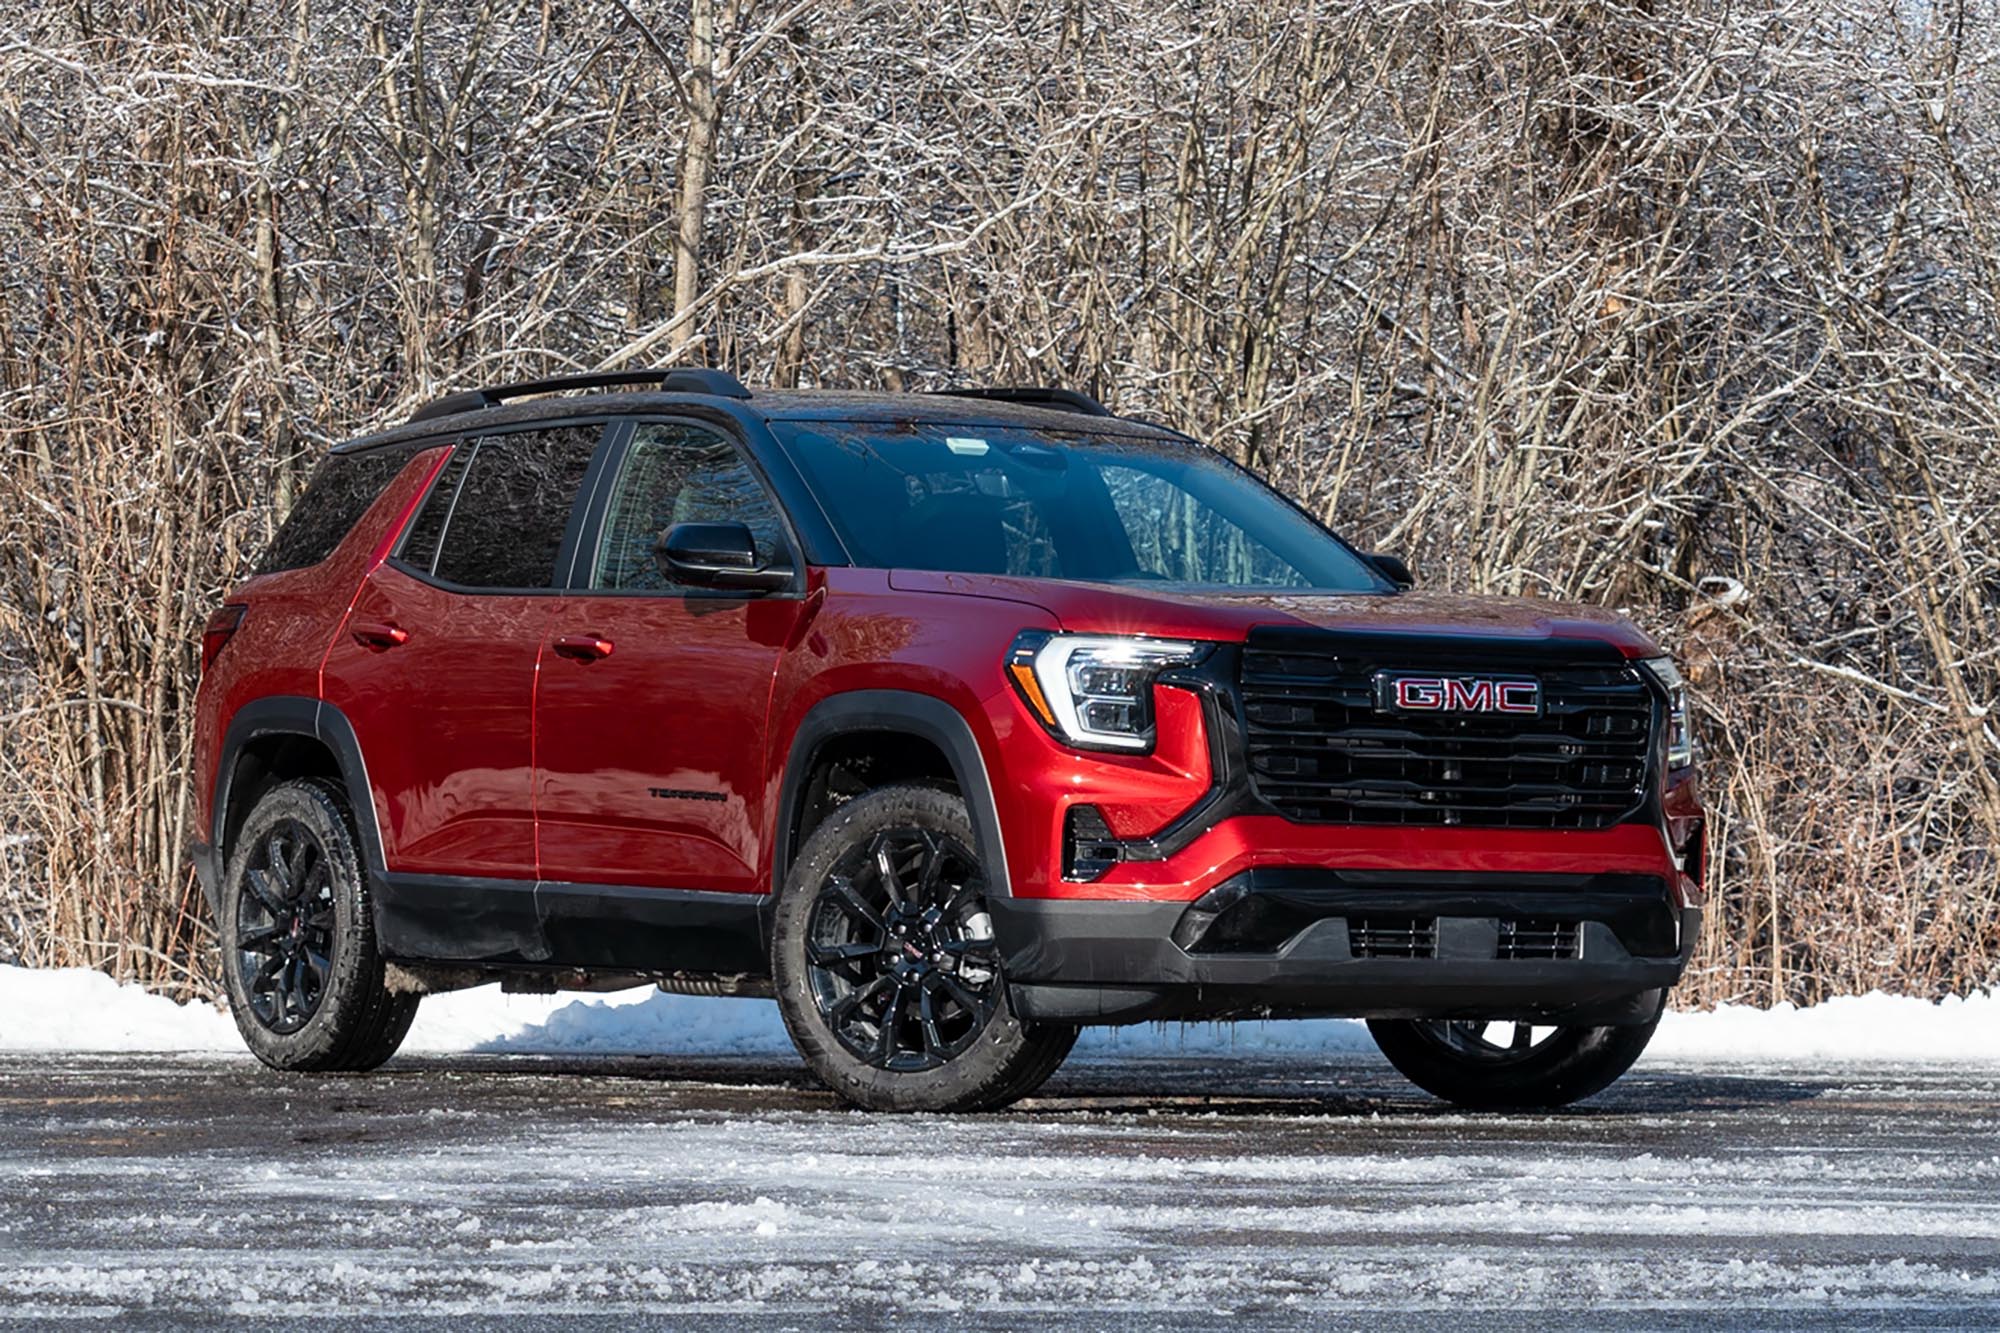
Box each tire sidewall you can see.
[771,784,1061,1112]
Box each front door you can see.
[532,420,806,894]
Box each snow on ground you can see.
[1,963,1994,1064]
[6,1051,2000,1326]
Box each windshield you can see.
[772,421,1387,592]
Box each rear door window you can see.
[400,426,601,589]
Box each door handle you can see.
[350,621,409,650]
[553,633,615,662]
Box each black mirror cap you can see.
[655,522,792,592]
[1367,551,1415,589]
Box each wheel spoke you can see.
[807,939,882,971]
[265,833,294,892]
[933,970,991,1025]
[940,877,984,918]
[874,980,909,1063]
[828,972,893,1027]
[288,840,320,902]
[936,936,996,959]
[251,953,285,992]
[273,955,300,1018]
[1511,1022,1533,1052]
[872,836,906,906]
[244,868,287,916]
[824,875,884,932]
[917,979,950,1059]
[915,831,946,899]
[236,925,283,952]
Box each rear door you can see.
[320,424,605,881]
[532,419,807,894]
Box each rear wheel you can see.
[219,779,419,1072]
[771,785,1076,1111]
[1367,1002,1663,1110]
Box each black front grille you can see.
[1497,918,1581,960]
[1348,917,1437,959]
[1240,637,1654,830]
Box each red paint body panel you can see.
[886,571,1665,657]
[191,447,451,843]
[755,568,1048,893]
[532,590,805,892]
[320,562,552,878]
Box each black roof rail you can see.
[407,367,751,424]
[926,386,1113,417]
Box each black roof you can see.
[330,375,1185,456]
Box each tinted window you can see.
[257,446,416,575]
[415,427,598,589]
[771,422,1385,591]
[592,423,792,592]
[1102,463,1309,588]
[395,446,473,575]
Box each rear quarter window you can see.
[256,446,418,575]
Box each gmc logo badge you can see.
[1376,673,1541,716]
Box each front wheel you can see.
[771,785,1076,1112]
[1367,1001,1664,1110]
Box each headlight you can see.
[1006,632,1205,751]
[1641,656,1695,770]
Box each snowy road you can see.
[3,1051,1999,1329]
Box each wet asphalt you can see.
[2,1051,1998,1329]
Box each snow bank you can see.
[0,964,239,1053]
[1646,989,2000,1065]
[2,963,1994,1065]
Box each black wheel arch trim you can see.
[773,690,1012,900]
[204,696,387,914]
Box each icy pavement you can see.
[3,1052,1999,1329]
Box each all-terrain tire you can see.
[218,778,419,1072]
[771,784,1077,1112]
[1367,1004,1664,1110]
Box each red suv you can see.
[191,369,1705,1112]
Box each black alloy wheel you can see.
[772,784,1078,1111]
[234,816,338,1034]
[1419,1020,1563,1064]
[1367,1003,1665,1110]
[220,779,419,1072]
[804,827,1001,1071]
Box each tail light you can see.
[201,605,247,674]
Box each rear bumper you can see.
[991,868,1698,1026]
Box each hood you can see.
[885,571,1661,657]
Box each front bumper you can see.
[991,868,1699,1026]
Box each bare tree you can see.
[0,0,1993,1005]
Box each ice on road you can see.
[3,1051,1999,1330]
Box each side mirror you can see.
[1366,552,1415,589]
[654,522,792,593]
